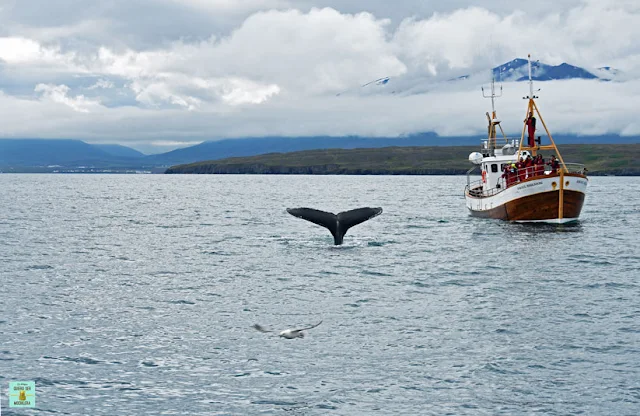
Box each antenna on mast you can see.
[482,70,502,117]
[482,69,503,126]
[481,66,504,155]
[524,53,540,100]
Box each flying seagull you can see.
[286,207,383,245]
[252,321,323,339]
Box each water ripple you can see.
[0,175,638,415]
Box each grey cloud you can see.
[285,0,586,23]
[1,0,587,50]
[2,0,240,49]
[0,1,639,151]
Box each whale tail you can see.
[286,207,383,245]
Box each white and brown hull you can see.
[465,173,588,223]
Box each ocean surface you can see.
[0,174,638,415]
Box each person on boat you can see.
[524,155,534,178]
[510,163,518,185]
[502,164,512,187]
[525,112,536,148]
[535,155,545,176]
[516,157,526,182]
[548,155,560,173]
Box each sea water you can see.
[0,174,638,415]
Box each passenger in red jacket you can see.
[548,155,560,173]
[524,155,534,178]
[535,155,545,176]
[516,157,525,182]
[507,163,518,187]
[501,164,511,187]
[525,112,537,148]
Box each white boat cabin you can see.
[468,139,532,193]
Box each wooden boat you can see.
[464,55,588,223]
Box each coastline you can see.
[165,144,640,176]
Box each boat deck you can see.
[465,164,587,199]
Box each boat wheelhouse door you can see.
[482,162,502,191]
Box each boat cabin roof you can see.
[481,150,531,165]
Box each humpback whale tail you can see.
[286,207,383,245]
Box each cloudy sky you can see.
[1,0,639,153]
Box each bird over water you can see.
[252,321,323,339]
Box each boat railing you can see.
[480,138,519,156]
[465,178,508,198]
[564,163,587,174]
[465,164,587,198]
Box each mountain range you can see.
[357,58,622,96]
[491,58,599,82]
[2,133,638,172]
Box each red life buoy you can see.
[482,170,487,183]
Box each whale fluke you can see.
[286,207,382,245]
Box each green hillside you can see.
[165,144,640,175]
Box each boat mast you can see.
[528,54,535,101]
[482,70,504,156]
[519,54,568,172]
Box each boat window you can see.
[491,164,498,173]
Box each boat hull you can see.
[465,173,588,223]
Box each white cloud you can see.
[0,78,635,143]
[0,36,85,75]
[127,73,281,109]
[207,8,407,94]
[87,79,115,90]
[218,78,281,105]
[0,37,44,63]
[35,83,102,113]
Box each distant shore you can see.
[165,144,640,176]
